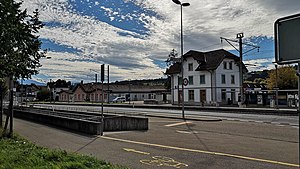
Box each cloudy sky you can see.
[21,0,300,84]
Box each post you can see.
[101,79,104,136]
[21,79,23,106]
[95,74,97,103]
[100,64,105,136]
[107,65,110,104]
[180,4,185,119]
[275,64,279,109]
[0,85,3,128]
[9,75,14,135]
[298,62,300,112]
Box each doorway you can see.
[200,90,206,105]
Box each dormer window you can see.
[223,62,227,69]
[229,62,233,70]
[188,63,193,71]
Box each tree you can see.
[0,78,8,128]
[0,1,46,78]
[266,66,298,89]
[37,88,50,101]
[0,0,46,135]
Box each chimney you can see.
[81,80,83,84]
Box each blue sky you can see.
[20,0,300,84]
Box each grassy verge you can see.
[0,130,126,169]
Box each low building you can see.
[60,82,169,103]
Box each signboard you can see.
[183,78,189,86]
[275,13,300,64]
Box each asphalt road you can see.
[12,113,299,169]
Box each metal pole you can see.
[21,79,23,106]
[95,74,97,103]
[297,62,300,113]
[9,75,14,135]
[238,34,244,106]
[275,64,279,109]
[181,4,185,119]
[101,79,104,136]
[107,65,110,104]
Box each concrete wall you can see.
[10,108,148,134]
[104,116,148,131]
[13,109,101,135]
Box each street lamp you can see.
[172,0,190,119]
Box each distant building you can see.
[59,82,169,103]
[166,49,247,106]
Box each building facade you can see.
[166,49,246,106]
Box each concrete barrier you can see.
[8,108,148,135]
[104,116,148,131]
[13,109,101,135]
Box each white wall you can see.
[170,57,242,104]
[215,59,241,103]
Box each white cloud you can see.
[20,0,300,82]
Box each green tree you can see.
[0,0,45,135]
[0,0,46,79]
[0,78,8,128]
[266,66,297,89]
[37,88,50,101]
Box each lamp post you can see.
[172,0,190,119]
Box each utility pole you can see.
[237,33,244,106]
[221,33,259,107]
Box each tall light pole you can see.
[172,0,190,119]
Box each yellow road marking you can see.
[165,121,192,127]
[123,148,150,155]
[101,136,299,168]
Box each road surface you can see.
[12,105,299,169]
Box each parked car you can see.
[112,97,126,103]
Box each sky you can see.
[20,0,300,84]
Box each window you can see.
[188,76,193,85]
[188,90,194,101]
[200,75,205,84]
[231,75,235,84]
[223,62,227,69]
[221,89,226,101]
[229,62,233,70]
[188,63,193,71]
[178,76,182,85]
[221,74,226,84]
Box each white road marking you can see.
[165,121,192,127]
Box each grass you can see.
[0,130,126,169]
